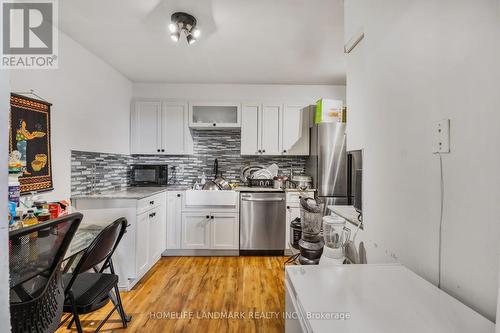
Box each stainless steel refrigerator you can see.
[306,107,350,210]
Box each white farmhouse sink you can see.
[184,190,238,206]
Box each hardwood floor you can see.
[57,256,288,333]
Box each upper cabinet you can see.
[261,104,282,155]
[282,104,309,156]
[188,102,241,129]
[241,103,309,156]
[131,100,193,155]
[130,101,161,155]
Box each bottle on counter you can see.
[23,209,39,241]
[37,208,52,237]
[8,174,21,205]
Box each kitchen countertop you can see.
[72,185,316,199]
[234,186,316,192]
[71,185,189,200]
[285,264,494,333]
[328,205,361,227]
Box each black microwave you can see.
[130,164,168,187]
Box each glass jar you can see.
[23,209,39,241]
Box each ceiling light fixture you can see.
[169,12,199,45]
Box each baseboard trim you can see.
[162,249,240,256]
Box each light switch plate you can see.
[432,119,450,154]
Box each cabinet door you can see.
[162,102,192,155]
[189,102,241,128]
[261,104,281,155]
[285,206,301,250]
[136,211,150,277]
[166,192,183,250]
[131,101,161,154]
[282,105,309,156]
[147,208,163,264]
[211,213,239,249]
[181,212,210,249]
[241,104,261,155]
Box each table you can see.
[285,264,494,333]
[9,224,105,289]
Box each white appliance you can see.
[319,215,347,266]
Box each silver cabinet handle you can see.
[241,198,284,202]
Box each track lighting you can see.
[169,12,200,45]
[186,34,196,45]
[170,31,180,42]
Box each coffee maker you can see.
[298,198,324,265]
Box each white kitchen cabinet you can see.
[211,213,239,249]
[136,211,150,278]
[131,100,192,155]
[261,104,282,155]
[181,211,239,250]
[166,191,183,250]
[241,104,260,155]
[148,207,164,264]
[282,105,309,156]
[189,101,241,129]
[131,101,161,154]
[72,191,167,291]
[182,212,211,249]
[241,103,309,156]
[162,101,193,154]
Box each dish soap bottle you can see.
[200,171,206,186]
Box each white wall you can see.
[133,83,345,104]
[10,31,132,201]
[345,0,500,321]
[0,71,11,330]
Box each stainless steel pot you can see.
[214,177,231,190]
[202,180,220,190]
[289,175,312,190]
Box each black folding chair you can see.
[9,213,83,333]
[60,217,131,333]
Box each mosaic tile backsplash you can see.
[71,130,307,196]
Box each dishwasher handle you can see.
[241,197,284,202]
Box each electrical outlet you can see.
[432,119,450,154]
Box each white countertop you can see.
[285,264,494,333]
[235,186,316,192]
[327,205,361,227]
[72,186,316,199]
[71,185,189,200]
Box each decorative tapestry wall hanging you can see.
[9,93,53,193]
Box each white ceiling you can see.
[59,0,346,84]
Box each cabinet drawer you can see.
[285,191,314,205]
[138,193,164,214]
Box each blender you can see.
[320,215,350,265]
[298,197,324,265]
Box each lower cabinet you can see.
[181,212,211,249]
[166,191,183,250]
[148,207,164,264]
[211,213,239,249]
[181,211,239,250]
[136,211,150,278]
[72,191,167,291]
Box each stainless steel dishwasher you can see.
[240,192,286,255]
